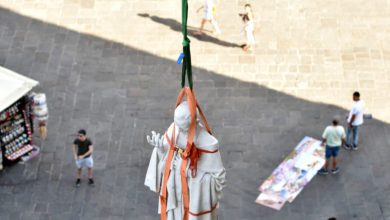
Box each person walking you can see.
[239,4,255,51]
[318,118,346,175]
[73,129,94,187]
[195,0,222,35]
[344,91,365,150]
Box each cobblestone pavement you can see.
[0,1,389,220]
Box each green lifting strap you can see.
[181,0,193,90]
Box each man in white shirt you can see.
[344,91,364,150]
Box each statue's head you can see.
[174,101,198,132]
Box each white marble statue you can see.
[145,100,226,220]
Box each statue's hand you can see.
[146,131,164,148]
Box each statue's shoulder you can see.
[196,124,218,151]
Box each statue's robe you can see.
[145,123,226,220]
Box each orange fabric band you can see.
[198,148,219,154]
[160,127,176,220]
[189,203,218,216]
[160,87,215,220]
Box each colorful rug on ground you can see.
[256,136,325,210]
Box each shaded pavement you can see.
[0,4,390,220]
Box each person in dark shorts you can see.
[318,118,346,175]
[73,129,94,187]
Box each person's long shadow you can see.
[138,13,241,48]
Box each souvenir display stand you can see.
[0,66,39,170]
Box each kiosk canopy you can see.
[0,66,38,112]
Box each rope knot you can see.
[181,142,201,178]
[182,38,190,47]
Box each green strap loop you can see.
[182,38,190,47]
[181,0,193,90]
[181,0,188,41]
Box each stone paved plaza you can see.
[0,0,390,219]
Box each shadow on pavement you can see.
[0,7,389,220]
[138,13,241,48]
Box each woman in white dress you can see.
[196,0,222,35]
[240,4,255,51]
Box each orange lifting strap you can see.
[160,87,217,220]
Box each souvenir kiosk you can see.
[0,66,39,170]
